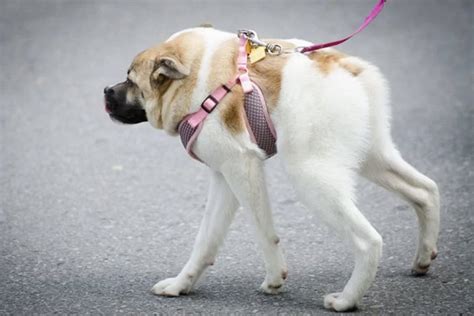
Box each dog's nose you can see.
[104,86,114,96]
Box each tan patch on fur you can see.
[208,39,240,88]
[308,50,346,75]
[221,89,245,134]
[308,50,363,76]
[339,59,363,76]
[251,39,294,112]
[209,39,293,135]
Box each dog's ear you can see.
[151,56,190,82]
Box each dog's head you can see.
[103,41,192,128]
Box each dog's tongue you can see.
[104,97,112,113]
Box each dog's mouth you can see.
[108,112,133,124]
[108,109,147,124]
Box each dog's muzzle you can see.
[103,83,147,124]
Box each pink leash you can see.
[300,0,387,53]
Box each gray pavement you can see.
[1,0,473,314]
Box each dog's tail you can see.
[346,57,393,153]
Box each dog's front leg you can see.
[221,156,288,294]
[151,170,239,296]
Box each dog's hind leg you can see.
[286,160,382,311]
[354,58,440,275]
[151,170,239,296]
[361,146,440,275]
[221,156,288,294]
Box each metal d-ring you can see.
[237,29,258,40]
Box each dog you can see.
[104,26,440,312]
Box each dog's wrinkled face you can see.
[104,46,190,127]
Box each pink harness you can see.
[178,35,277,161]
[178,0,387,162]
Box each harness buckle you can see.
[201,95,219,114]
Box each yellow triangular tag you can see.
[249,46,266,64]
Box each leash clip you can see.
[266,43,282,56]
[238,29,284,56]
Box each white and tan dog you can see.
[104,27,440,311]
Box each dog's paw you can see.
[151,277,191,297]
[412,249,438,276]
[260,270,287,295]
[323,292,357,312]
[261,280,284,295]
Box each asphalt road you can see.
[1,0,473,314]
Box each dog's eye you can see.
[126,78,134,86]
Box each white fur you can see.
[151,29,440,312]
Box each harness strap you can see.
[237,35,253,93]
[300,0,387,53]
